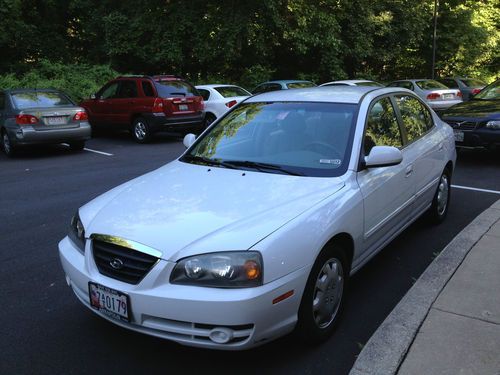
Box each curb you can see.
[349,198,500,375]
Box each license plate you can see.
[178,104,188,111]
[88,282,130,322]
[454,130,464,142]
[46,116,67,125]
[443,94,454,100]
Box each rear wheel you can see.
[2,130,16,157]
[132,117,152,143]
[69,141,85,151]
[428,169,451,224]
[296,244,349,344]
[204,113,217,129]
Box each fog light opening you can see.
[209,327,234,344]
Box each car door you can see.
[393,94,444,214]
[93,81,120,125]
[110,80,139,126]
[356,95,417,257]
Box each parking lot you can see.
[1,134,499,375]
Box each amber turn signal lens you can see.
[244,260,260,280]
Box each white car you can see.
[59,86,456,350]
[320,79,384,87]
[195,84,250,127]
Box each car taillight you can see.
[426,93,441,100]
[152,98,164,112]
[225,100,237,108]
[456,91,462,97]
[16,114,38,125]
[471,88,481,95]
[73,111,88,121]
[199,99,205,110]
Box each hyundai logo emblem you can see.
[110,258,124,270]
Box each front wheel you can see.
[296,245,349,344]
[132,117,152,143]
[428,169,451,224]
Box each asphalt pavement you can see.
[1,134,499,375]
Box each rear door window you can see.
[364,97,403,155]
[11,91,73,109]
[155,80,199,98]
[117,80,138,98]
[394,95,434,143]
[99,82,120,99]
[141,81,155,97]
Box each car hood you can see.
[442,99,500,121]
[81,161,345,261]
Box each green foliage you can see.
[0,59,118,102]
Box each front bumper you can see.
[8,123,91,146]
[452,128,500,148]
[58,236,309,350]
[144,112,205,134]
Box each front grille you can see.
[446,120,477,130]
[92,240,159,284]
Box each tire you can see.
[132,117,152,143]
[69,141,85,151]
[204,113,217,129]
[428,168,451,224]
[296,244,349,344]
[2,130,16,157]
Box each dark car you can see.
[441,79,500,150]
[0,89,91,157]
[81,75,205,143]
[437,77,486,101]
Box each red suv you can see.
[81,75,205,142]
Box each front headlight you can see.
[485,120,500,129]
[68,211,86,253]
[170,251,263,288]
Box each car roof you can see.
[259,80,314,85]
[195,84,242,89]
[245,86,390,104]
[324,80,374,84]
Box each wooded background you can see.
[0,0,498,100]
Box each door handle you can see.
[405,165,413,178]
[438,142,444,151]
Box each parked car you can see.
[437,77,486,101]
[0,89,91,157]
[320,80,384,87]
[441,78,500,150]
[387,79,462,111]
[195,84,251,127]
[251,80,316,95]
[80,75,205,143]
[59,86,455,350]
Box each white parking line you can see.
[83,148,114,156]
[452,184,500,195]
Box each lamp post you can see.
[431,0,438,79]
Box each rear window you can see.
[415,80,448,90]
[11,92,73,109]
[214,86,250,98]
[286,82,316,89]
[355,81,383,87]
[460,79,485,87]
[155,80,199,98]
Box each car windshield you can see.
[215,86,251,98]
[355,81,383,87]
[460,79,485,87]
[155,80,199,97]
[11,91,73,109]
[181,101,357,177]
[415,80,449,90]
[473,80,500,100]
[286,82,316,89]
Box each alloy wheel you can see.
[134,121,147,140]
[437,174,449,216]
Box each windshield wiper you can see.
[221,160,304,176]
[181,155,237,169]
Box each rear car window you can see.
[214,86,250,98]
[355,81,383,87]
[460,79,485,87]
[11,91,73,109]
[155,80,199,98]
[286,82,316,89]
[415,80,448,90]
[197,88,210,101]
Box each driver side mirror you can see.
[364,146,403,168]
[183,133,196,149]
